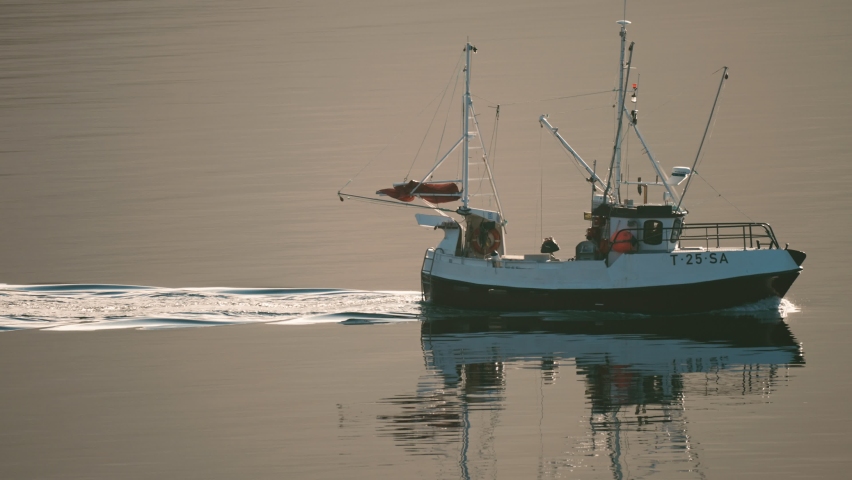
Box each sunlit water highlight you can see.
[0,283,797,331]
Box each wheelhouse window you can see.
[643,220,663,245]
[670,218,682,243]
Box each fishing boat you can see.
[340,20,805,314]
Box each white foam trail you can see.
[0,285,422,331]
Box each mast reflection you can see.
[377,312,803,479]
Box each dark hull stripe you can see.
[422,270,801,314]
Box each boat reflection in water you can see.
[376,309,803,479]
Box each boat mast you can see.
[460,42,475,214]
[610,19,630,206]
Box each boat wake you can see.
[0,284,797,332]
[0,284,422,331]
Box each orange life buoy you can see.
[611,230,638,253]
[471,227,502,255]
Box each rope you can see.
[677,67,728,211]
[643,68,725,119]
[339,74,614,210]
[339,53,465,194]
[337,142,392,195]
[405,53,464,181]
[472,89,612,108]
[471,93,499,106]
[469,103,487,200]
[437,64,462,182]
[487,105,500,210]
[624,128,630,202]
[488,105,500,172]
[538,127,544,245]
[692,172,755,222]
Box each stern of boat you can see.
[421,248,436,302]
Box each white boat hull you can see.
[422,248,804,314]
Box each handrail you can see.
[680,222,779,249]
[610,222,779,250]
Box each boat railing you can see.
[679,222,779,250]
[611,222,780,250]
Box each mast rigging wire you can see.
[438,61,463,182]
[340,62,616,210]
[473,89,613,108]
[405,53,465,182]
[337,192,456,213]
[487,105,500,172]
[642,68,726,119]
[538,127,544,246]
[677,67,728,212]
[338,54,465,194]
[691,172,755,222]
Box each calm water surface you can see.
[0,285,828,478]
[1,0,852,478]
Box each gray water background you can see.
[2,0,852,478]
